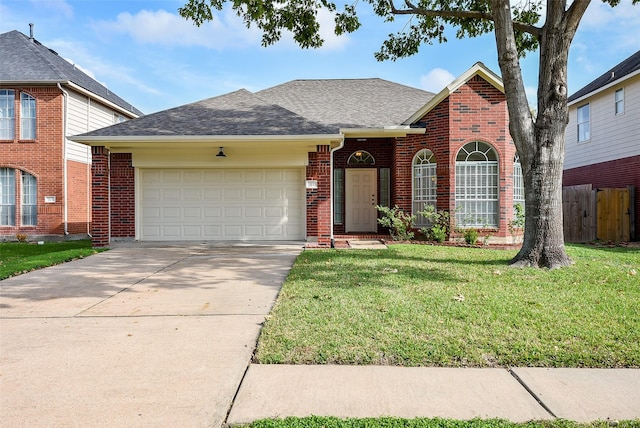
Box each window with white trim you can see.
[20,92,36,140]
[0,89,15,140]
[21,172,37,226]
[513,154,525,216]
[333,168,344,224]
[615,88,624,115]
[412,149,437,226]
[379,168,390,208]
[577,104,590,142]
[1,168,16,226]
[455,141,499,228]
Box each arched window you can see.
[412,149,437,226]
[455,141,499,228]
[347,150,375,166]
[513,154,525,217]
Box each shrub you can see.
[463,228,479,245]
[376,205,415,241]
[418,206,452,243]
[508,203,525,243]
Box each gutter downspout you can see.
[329,137,345,248]
[57,83,69,236]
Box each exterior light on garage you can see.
[216,147,226,157]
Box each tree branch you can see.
[389,0,542,38]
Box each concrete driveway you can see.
[0,241,303,427]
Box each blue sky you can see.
[2,0,639,114]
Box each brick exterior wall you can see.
[110,153,135,237]
[331,75,516,242]
[0,86,71,239]
[564,154,640,240]
[91,146,110,247]
[66,159,91,234]
[306,145,332,246]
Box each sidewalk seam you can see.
[508,368,557,419]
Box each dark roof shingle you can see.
[0,30,142,116]
[568,49,640,102]
[256,78,435,130]
[79,89,335,137]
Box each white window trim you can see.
[577,103,590,143]
[615,88,624,116]
[412,149,437,227]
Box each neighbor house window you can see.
[577,104,590,142]
[615,88,624,115]
[412,149,437,226]
[0,89,15,140]
[455,141,499,228]
[0,168,16,226]
[513,154,525,216]
[333,168,344,225]
[21,172,37,226]
[20,92,36,140]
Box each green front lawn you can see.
[255,244,640,368]
[0,240,104,280]
[241,417,640,428]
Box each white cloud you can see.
[580,0,640,29]
[29,0,73,19]
[419,68,456,93]
[46,38,162,96]
[92,8,261,50]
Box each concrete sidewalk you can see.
[228,365,640,425]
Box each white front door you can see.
[345,168,377,232]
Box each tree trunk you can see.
[490,0,586,268]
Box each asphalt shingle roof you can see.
[256,78,435,130]
[0,30,142,116]
[79,89,335,137]
[568,49,640,102]
[77,78,436,138]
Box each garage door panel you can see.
[140,169,304,240]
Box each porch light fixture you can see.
[216,147,226,157]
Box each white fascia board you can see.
[340,127,425,138]
[403,62,505,125]
[68,133,344,147]
[568,69,640,107]
[64,81,140,119]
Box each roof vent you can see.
[29,23,34,41]
[611,71,615,79]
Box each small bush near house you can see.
[463,228,479,245]
[419,206,452,243]
[376,205,415,241]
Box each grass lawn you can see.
[255,244,640,368]
[240,417,640,428]
[0,240,105,280]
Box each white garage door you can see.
[140,169,305,241]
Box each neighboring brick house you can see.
[0,29,142,241]
[564,50,640,240]
[71,62,522,247]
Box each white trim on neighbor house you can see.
[568,68,640,106]
[565,74,640,170]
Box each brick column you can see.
[91,146,110,247]
[306,145,332,247]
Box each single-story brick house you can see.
[71,62,522,247]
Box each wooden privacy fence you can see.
[562,185,634,243]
